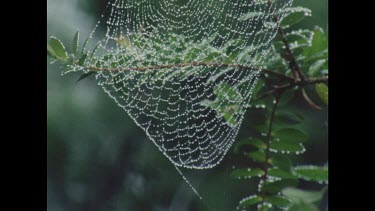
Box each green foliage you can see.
[279,7,312,27]
[231,3,328,211]
[282,187,327,210]
[238,195,263,209]
[264,195,291,208]
[268,168,296,179]
[231,168,264,180]
[315,83,328,105]
[72,31,79,56]
[47,37,68,61]
[282,187,327,204]
[200,82,245,127]
[293,165,328,183]
[269,155,292,171]
[275,111,304,125]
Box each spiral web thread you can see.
[65,0,292,197]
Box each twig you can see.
[258,76,328,99]
[302,88,322,110]
[82,61,294,81]
[267,0,307,82]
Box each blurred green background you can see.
[47,0,328,210]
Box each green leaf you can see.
[79,53,88,66]
[275,111,304,125]
[233,141,245,154]
[286,202,319,211]
[264,195,292,208]
[234,138,266,153]
[73,31,79,56]
[89,42,101,59]
[214,82,243,101]
[282,187,327,204]
[102,54,114,62]
[47,37,68,61]
[269,155,292,171]
[268,168,296,179]
[239,12,265,21]
[273,128,307,143]
[303,27,327,58]
[248,138,267,149]
[270,128,307,153]
[203,51,221,62]
[238,195,262,209]
[199,82,245,127]
[278,89,295,106]
[308,59,326,77]
[263,21,277,29]
[76,71,96,83]
[263,179,298,194]
[81,36,90,55]
[270,141,305,154]
[231,168,264,179]
[285,30,314,47]
[315,83,328,105]
[246,150,266,163]
[279,7,312,27]
[321,69,328,75]
[293,165,328,183]
[223,112,237,128]
[199,99,213,108]
[184,47,200,61]
[250,80,265,99]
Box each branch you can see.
[82,61,294,81]
[301,88,322,110]
[268,0,307,82]
[258,76,328,99]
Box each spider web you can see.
[66,0,292,170]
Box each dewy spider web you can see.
[63,0,292,198]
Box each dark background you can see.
[47,0,328,210]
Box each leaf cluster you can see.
[231,4,328,211]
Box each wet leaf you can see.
[293,165,328,183]
[282,187,327,204]
[231,168,264,179]
[264,179,298,194]
[273,128,307,143]
[269,155,292,171]
[270,141,305,154]
[79,53,88,66]
[275,111,304,125]
[76,71,96,83]
[47,37,68,61]
[280,7,312,27]
[73,31,79,56]
[315,83,328,105]
[268,168,296,179]
[264,195,292,208]
[238,195,262,209]
[246,150,266,163]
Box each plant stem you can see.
[301,88,322,110]
[259,93,280,211]
[258,76,328,99]
[277,24,307,82]
[267,0,307,82]
[82,61,294,81]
